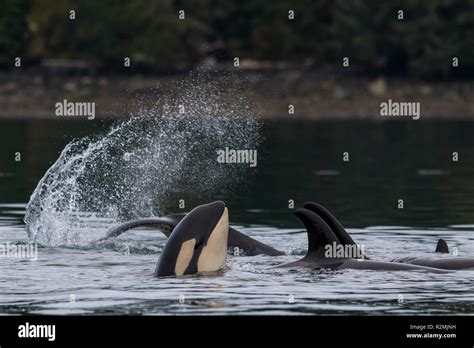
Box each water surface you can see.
[1,119,474,315]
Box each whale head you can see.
[154,201,229,277]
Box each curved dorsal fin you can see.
[295,208,339,258]
[303,202,355,245]
[303,202,367,259]
[435,239,449,253]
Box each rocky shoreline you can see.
[1,69,472,120]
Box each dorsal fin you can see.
[435,239,449,253]
[295,208,339,257]
[303,202,367,259]
[303,202,355,245]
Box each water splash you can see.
[24,75,262,246]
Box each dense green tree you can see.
[220,0,333,61]
[0,0,31,67]
[396,0,474,77]
[27,0,209,71]
[330,0,474,77]
[0,0,472,77]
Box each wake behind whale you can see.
[24,76,262,246]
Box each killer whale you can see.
[153,201,448,276]
[276,208,448,272]
[301,202,367,259]
[393,239,474,270]
[303,202,474,270]
[104,212,284,256]
[105,201,473,272]
[154,201,229,277]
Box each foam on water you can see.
[24,75,262,246]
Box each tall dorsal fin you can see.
[303,202,355,245]
[295,208,339,257]
[435,239,449,253]
[303,202,367,259]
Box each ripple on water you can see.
[0,223,473,315]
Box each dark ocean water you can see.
[1,119,473,315]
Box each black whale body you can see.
[104,202,474,272]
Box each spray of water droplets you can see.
[24,74,263,246]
